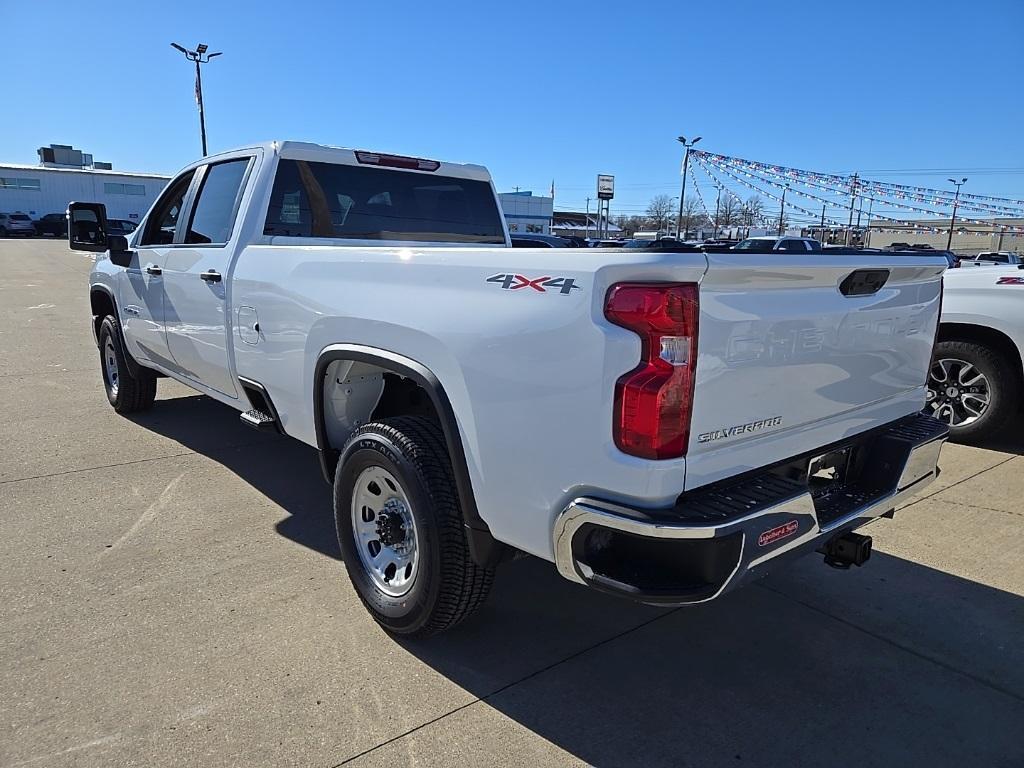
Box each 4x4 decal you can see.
[486,274,582,294]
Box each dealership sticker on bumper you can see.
[758,520,799,547]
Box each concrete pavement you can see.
[1,239,1021,767]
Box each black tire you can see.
[928,339,1019,442]
[98,315,157,413]
[0,227,7,237]
[334,415,494,637]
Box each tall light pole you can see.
[777,184,789,236]
[713,183,722,239]
[676,135,701,238]
[946,177,967,250]
[171,42,222,156]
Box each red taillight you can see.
[605,283,699,459]
[354,150,440,172]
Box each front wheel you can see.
[98,315,157,413]
[926,339,1019,441]
[334,416,494,637]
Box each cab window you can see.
[185,159,251,245]
[139,171,195,246]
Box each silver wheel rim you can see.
[103,337,119,397]
[351,466,419,597]
[926,357,990,427]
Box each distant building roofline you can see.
[0,162,171,180]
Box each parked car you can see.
[560,235,588,248]
[622,237,698,251]
[70,141,947,637]
[886,246,960,269]
[589,239,625,247]
[0,212,36,237]
[732,236,823,252]
[960,251,1024,267]
[929,263,1024,441]
[106,218,139,236]
[33,212,68,237]
[510,233,568,248]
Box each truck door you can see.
[162,157,253,399]
[119,169,197,369]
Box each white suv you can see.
[0,212,35,237]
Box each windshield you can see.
[734,238,775,250]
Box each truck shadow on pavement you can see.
[399,555,1024,767]
[130,393,1024,768]
[128,393,340,560]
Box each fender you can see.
[89,284,142,379]
[313,344,505,568]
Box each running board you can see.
[237,376,283,434]
[240,409,277,431]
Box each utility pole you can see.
[946,177,968,250]
[585,198,591,240]
[171,42,222,156]
[998,225,1005,251]
[863,198,873,249]
[845,173,859,246]
[676,135,702,238]
[777,184,789,236]
[820,205,826,245]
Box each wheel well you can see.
[90,288,116,345]
[321,361,441,461]
[314,347,506,568]
[937,322,1024,385]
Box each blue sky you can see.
[3,0,1021,219]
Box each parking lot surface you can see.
[1,238,1022,767]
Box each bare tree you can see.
[717,195,741,227]
[646,194,677,231]
[680,198,708,235]
[614,214,646,236]
[740,195,764,226]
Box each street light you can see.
[777,183,789,236]
[171,42,223,156]
[946,177,967,250]
[713,183,722,239]
[676,135,701,238]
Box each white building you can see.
[498,191,553,234]
[1,144,170,222]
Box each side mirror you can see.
[67,202,109,253]
[108,235,133,268]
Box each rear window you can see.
[11,214,30,221]
[264,159,505,244]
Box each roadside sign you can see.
[597,174,614,200]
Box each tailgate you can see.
[685,252,944,490]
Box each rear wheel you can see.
[926,340,1018,441]
[98,315,157,413]
[334,416,494,637]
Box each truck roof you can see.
[208,140,493,183]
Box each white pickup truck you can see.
[71,141,948,637]
[929,262,1024,440]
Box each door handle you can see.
[145,264,162,276]
[200,270,222,283]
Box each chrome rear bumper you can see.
[552,413,947,605]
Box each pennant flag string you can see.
[691,150,1024,213]
[704,155,1024,233]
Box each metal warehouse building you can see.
[1,144,170,223]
